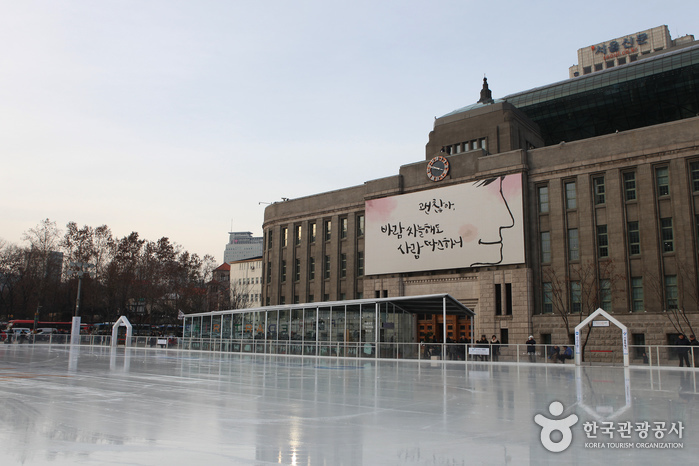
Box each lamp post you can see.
[67,262,95,345]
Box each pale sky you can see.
[2,1,697,263]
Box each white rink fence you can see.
[4,333,698,369]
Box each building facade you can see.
[262,28,699,357]
[223,231,263,263]
[229,257,263,309]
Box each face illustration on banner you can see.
[467,175,518,266]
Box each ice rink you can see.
[1,344,697,465]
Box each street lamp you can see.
[67,262,95,345]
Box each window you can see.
[565,181,577,209]
[541,232,551,263]
[665,275,678,310]
[280,260,286,282]
[495,284,502,316]
[538,186,549,213]
[568,229,579,261]
[631,277,644,312]
[295,225,302,246]
[294,259,300,281]
[661,218,674,252]
[593,176,605,205]
[543,283,553,314]
[324,255,331,279]
[267,230,273,249]
[357,215,365,237]
[623,172,637,201]
[570,281,581,313]
[309,257,315,280]
[309,223,316,243]
[324,220,332,241]
[599,279,611,311]
[357,251,364,277]
[281,227,288,247]
[340,253,347,278]
[690,161,699,192]
[340,218,348,239]
[266,261,271,283]
[632,333,645,358]
[656,167,669,197]
[597,225,609,258]
[628,221,640,255]
[505,283,513,316]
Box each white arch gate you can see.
[111,316,133,348]
[574,308,629,367]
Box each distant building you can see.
[569,25,695,78]
[207,263,231,311]
[229,257,263,309]
[223,232,263,263]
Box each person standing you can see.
[689,334,699,367]
[490,335,501,362]
[526,335,537,362]
[675,334,691,367]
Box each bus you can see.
[6,320,92,334]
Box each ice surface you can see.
[0,345,697,465]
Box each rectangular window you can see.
[357,251,364,277]
[632,333,645,358]
[308,222,316,243]
[295,225,302,246]
[324,255,331,279]
[631,277,644,312]
[568,229,579,261]
[340,218,348,239]
[357,215,365,237]
[309,223,316,243]
[690,161,699,192]
[565,181,577,209]
[571,281,582,313]
[495,284,502,316]
[324,220,332,241]
[505,283,513,316]
[597,225,609,258]
[541,232,551,263]
[340,253,347,278]
[665,275,678,309]
[266,261,271,283]
[661,218,674,252]
[281,227,288,247]
[593,176,606,205]
[294,259,300,281]
[623,172,637,201]
[543,282,553,314]
[280,260,286,282]
[656,167,669,197]
[309,257,315,280]
[267,230,273,249]
[600,279,611,311]
[628,221,640,255]
[538,186,549,213]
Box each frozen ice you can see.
[1,345,697,465]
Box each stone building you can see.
[262,28,699,357]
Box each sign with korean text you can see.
[364,173,525,275]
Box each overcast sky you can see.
[2,1,697,263]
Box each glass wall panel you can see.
[222,314,232,339]
[303,308,317,355]
[317,306,331,356]
[346,305,360,357]
[212,315,222,341]
[290,308,303,354]
[361,303,376,358]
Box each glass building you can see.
[183,294,474,360]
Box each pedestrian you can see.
[675,334,691,367]
[526,335,537,362]
[490,335,501,362]
[476,334,489,361]
[689,334,699,367]
[561,345,573,362]
[549,345,560,363]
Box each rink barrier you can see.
[5,334,698,368]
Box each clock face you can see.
[426,155,450,181]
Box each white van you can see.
[36,328,57,334]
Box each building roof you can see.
[214,263,231,271]
[186,293,475,318]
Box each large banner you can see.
[365,173,525,275]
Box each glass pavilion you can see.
[183,294,474,360]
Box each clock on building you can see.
[426,155,450,181]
